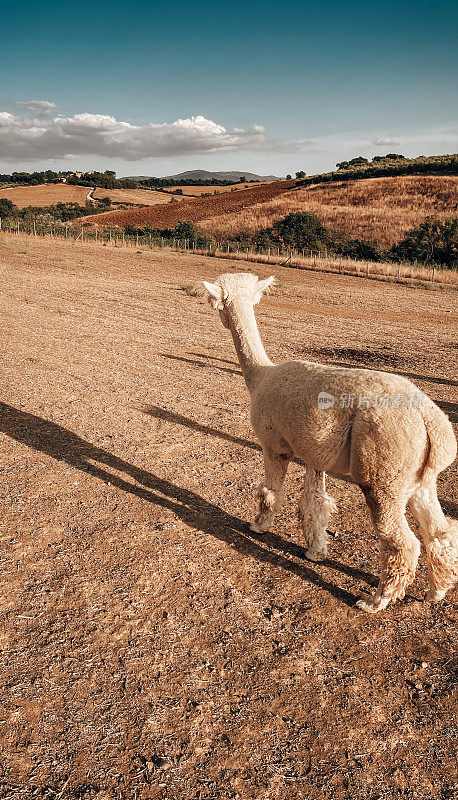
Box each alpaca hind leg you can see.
[357,491,420,613]
[250,448,290,534]
[299,468,337,561]
[409,482,458,602]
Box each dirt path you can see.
[0,234,457,800]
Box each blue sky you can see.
[1,0,457,176]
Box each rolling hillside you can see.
[80,175,458,247]
[200,175,458,247]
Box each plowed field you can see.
[81,180,295,229]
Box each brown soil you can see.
[81,181,295,229]
[0,234,457,800]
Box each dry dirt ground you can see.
[0,234,457,800]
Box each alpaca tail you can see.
[420,398,457,484]
[409,484,458,598]
[409,400,458,598]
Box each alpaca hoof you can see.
[250,522,269,534]
[426,588,447,602]
[356,593,390,614]
[305,547,327,562]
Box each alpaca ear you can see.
[253,275,276,305]
[202,280,227,310]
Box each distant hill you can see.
[125,170,280,182]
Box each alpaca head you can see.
[202,273,276,328]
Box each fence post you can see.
[397,262,401,281]
[432,266,436,282]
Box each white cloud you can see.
[372,137,400,146]
[0,108,303,162]
[16,100,59,118]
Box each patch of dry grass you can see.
[194,245,458,286]
[91,187,172,206]
[164,182,270,196]
[0,183,90,208]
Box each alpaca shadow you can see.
[442,499,458,519]
[436,401,458,425]
[160,353,241,376]
[140,405,457,519]
[0,403,366,608]
[141,404,262,453]
[188,352,239,367]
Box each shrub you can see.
[269,212,331,250]
[0,198,19,217]
[389,217,458,268]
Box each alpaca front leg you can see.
[250,448,290,534]
[299,468,337,561]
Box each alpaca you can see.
[202,272,458,613]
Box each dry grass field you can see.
[164,183,269,196]
[0,184,91,208]
[92,188,172,207]
[81,176,458,249]
[0,233,457,800]
[200,176,458,247]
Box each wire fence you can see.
[1,217,456,287]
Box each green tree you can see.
[0,198,18,217]
[295,170,306,179]
[390,217,458,267]
[269,212,331,250]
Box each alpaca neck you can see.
[227,299,273,389]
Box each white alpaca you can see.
[202,272,458,613]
